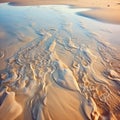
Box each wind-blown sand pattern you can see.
[0,3,120,120]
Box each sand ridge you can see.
[0,26,120,120]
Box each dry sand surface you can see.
[0,1,120,120]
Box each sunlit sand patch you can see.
[0,91,22,120]
[0,3,120,120]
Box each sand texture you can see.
[0,0,120,24]
[0,2,120,120]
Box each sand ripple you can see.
[0,28,120,119]
[0,4,120,120]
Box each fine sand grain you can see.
[0,1,120,120]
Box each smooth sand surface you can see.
[0,0,120,24]
[0,1,120,120]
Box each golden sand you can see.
[0,1,120,120]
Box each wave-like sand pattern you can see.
[0,4,120,120]
[0,28,120,120]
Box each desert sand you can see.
[0,1,120,120]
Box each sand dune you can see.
[0,2,120,120]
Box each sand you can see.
[0,0,120,24]
[0,1,120,120]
